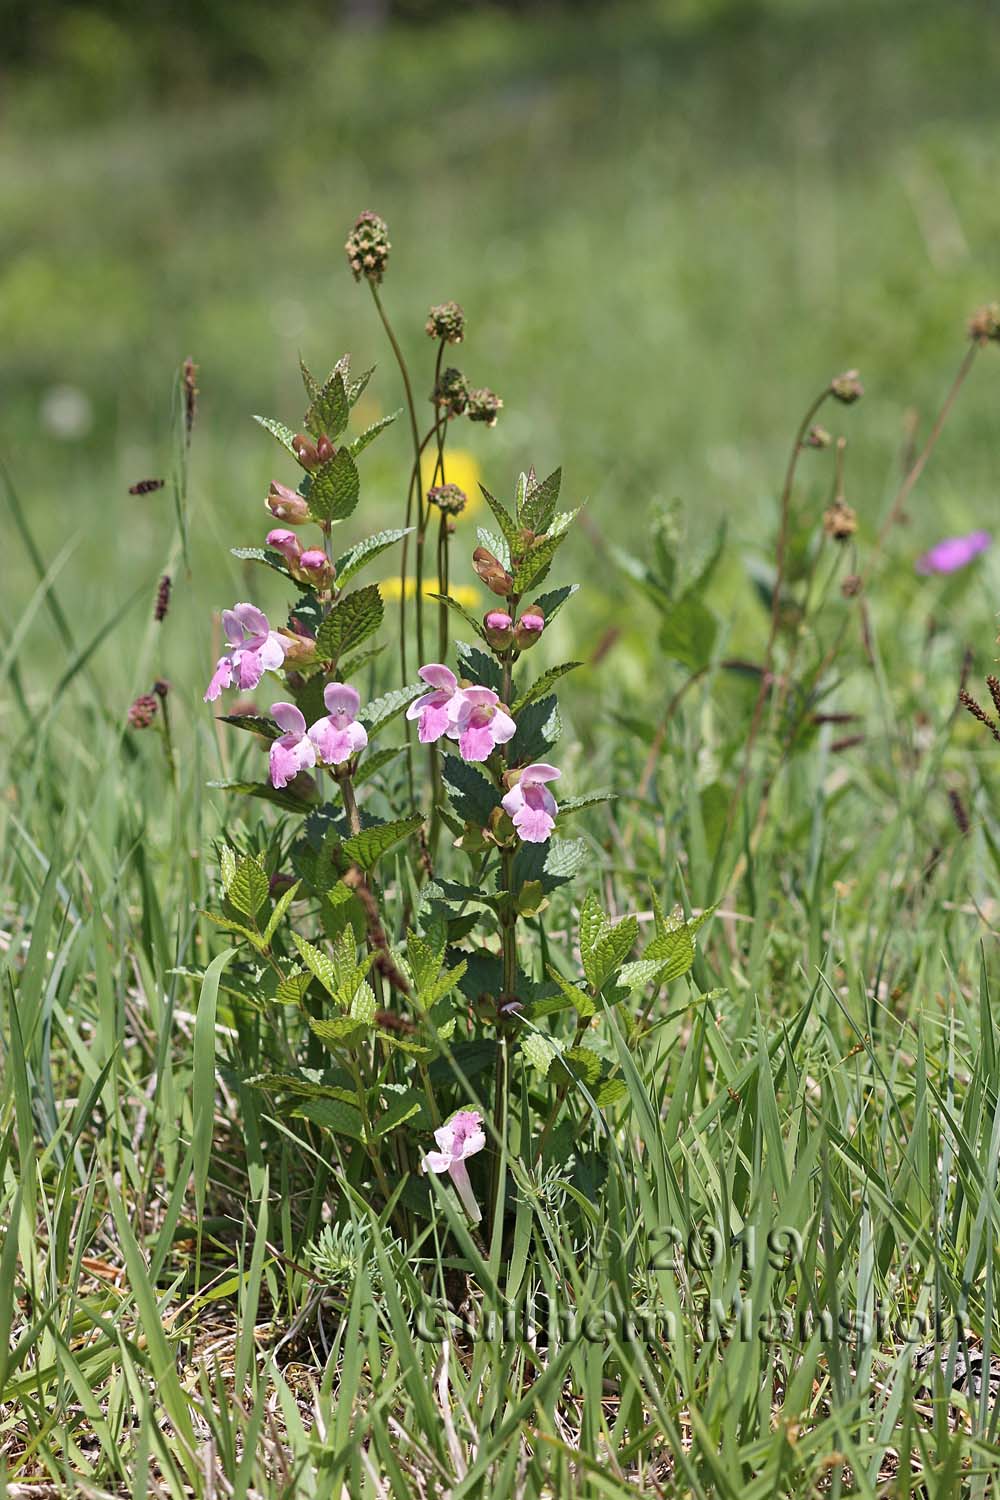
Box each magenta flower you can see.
[501,762,561,843]
[916,531,991,575]
[267,528,303,568]
[205,603,288,701]
[421,1109,486,1223]
[298,548,335,588]
[309,682,368,766]
[268,702,317,788]
[452,687,516,762]
[406,663,462,744]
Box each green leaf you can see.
[305,369,350,440]
[217,712,282,742]
[477,526,511,570]
[274,968,313,1005]
[557,1045,601,1088]
[595,1077,628,1107]
[530,583,578,625]
[292,1095,365,1138]
[208,778,316,813]
[227,855,269,923]
[579,891,611,962]
[348,410,401,457]
[292,932,341,997]
[658,594,718,671]
[441,756,501,824]
[374,1091,424,1137]
[355,745,404,786]
[253,414,299,457]
[309,1015,371,1049]
[200,910,263,950]
[348,366,375,405]
[262,879,300,946]
[428,592,488,643]
[509,696,561,764]
[546,965,596,1018]
[316,585,383,664]
[249,1070,358,1104]
[455,641,503,694]
[512,661,582,714]
[512,510,577,593]
[543,838,587,884]
[582,914,638,991]
[335,528,412,588]
[220,846,237,892]
[519,466,562,533]
[360,681,424,737]
[299,355,320,403]
[230,545,300,585]
[641,899,717,984]
[478,485,520,552]
[308,448,360,523]
[342,815,423,871]
[558,790,615,818]
[521,1031,562,1077]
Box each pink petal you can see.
[236,649,265,691]
[447,1160,482,1224]
[269,733,316,788]
[309,718,356,765]
[419,663,458,692]
[422,1150,452,1175]
[221,609,244,646]
[346,720,368,754]
[459,686,498,709]
[500,785,524,819]
[490,708,516,745]
[512,803,555,842]
[521,762,561,786]
[271,701,306,736]
[459,722,496,761]
[449,1110,486,1158]
[204,656,233,702]
[324,681,361,719]
[232,602,270,638]
[258,633,287,672]
[416,699,452,743]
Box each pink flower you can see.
[501,762,561,843]
[267,528,303,568]
[452,687,516,762]
[205,603,287,701]
[298,548,335,588]
[483,610,514,649]
[266,480,309,524]
[421,1109,486,1223]
[308,682,368,766]
[268,702,317,788]
[916,531,991,575]
[406,663,462,744]
[514,607,545,650]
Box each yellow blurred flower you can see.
[420,447,482,520]
[381,577,480,609]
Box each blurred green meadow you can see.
[3,0,1000,724]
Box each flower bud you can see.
[466,386,503,426]
[823,502,857,541]
[127,693,158,729]
[153,678,170,699]
[472,546,513,597]
[434,367,468,417]
[514,606,545,650]
[483,609,514,649]
[267,480,310,523]
[345,210,391,284]
[277,628,318,666]
[292,433,320,470]
[425,301,466,344]
[266,528,303,568]
[968,303,1000,344]
[841,573,862,597]
[316,434,335,463]
[298,548,335,589]
[427,483,467,515]
[830,370,864,404]
[154,573,171,622]
[805,424,832,449]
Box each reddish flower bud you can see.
[316,434,335,463]
[483,609,514,650]
[298,548,335,588]
[266,480,310,524]
[514,607,545,650]
[127,693,158,729]
[292,433,320,469]
[277,628,318,666]
[472,546,513,597]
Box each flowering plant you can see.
[198,213,714,1238]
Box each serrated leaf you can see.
[253,414,299,456]
[405,926,446,993]
[375,1030,432,1056]
[335,528,412,588]
[220,846,237,893]
[477,526,511,570]
[316,584,383,664]
[546,965,596,1018]
[441,756,501,824]
[262,880,300,946]
[579,891,611,961]
[308,447,360,523]
[355,745,404,786]
[227,855,269,923]
[543,838,587,884]
[478,485,520,551]
[274,967,313,1005]
[617,959,666,991]
[374,1091,424,1137]
[217,713,282,742]
[342,814,423,871]
[558,1045,601,1088]
[509,696,562,765]
[512,661,582,714]
[530,583,578,624]
[519,466,562,533]
[416,960,467,1012]
[309,1015,371,1049]
[349,409,401,457]
[521,1031,562,1077]
[428,592,487,643]
[582,914,638,991]
[351,980,377,1025]
[348,366,375,405]
[595,1077,628,1108]
[642,900,717,984]
[305,369,349,440]
[359,680,424,737]
[558,790,614,817]
[455,641,503,694]
[250,1070,359,1104]
[200,909,264,949]
[512,513,577,594]
[299,356,320,403]
[292,1096,364,1138]
[292,932,354,1002]
[230,545,300,585]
